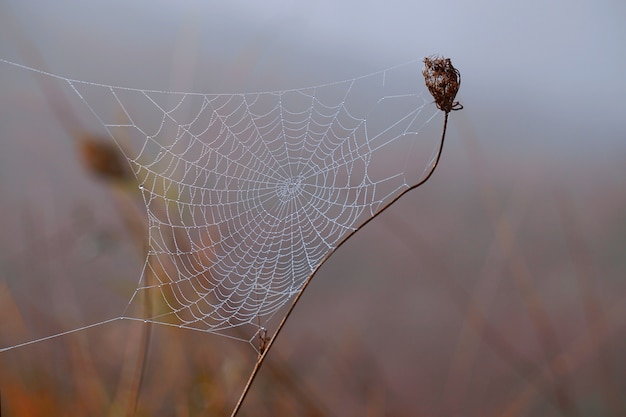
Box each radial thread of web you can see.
[65,60,440,346]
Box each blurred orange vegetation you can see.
[1,109,625,416]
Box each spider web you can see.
[2,58,441,349]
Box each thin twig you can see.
[126,289,153,416]
[230,106,454,417]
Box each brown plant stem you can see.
[125,313,152,417]
[229,111,451,417]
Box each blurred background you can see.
[0,0,625,416]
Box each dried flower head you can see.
[423,56,463,113]
[78,135,133,182]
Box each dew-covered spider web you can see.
[1,58,441,351]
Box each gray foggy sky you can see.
[0,0,624,185]
[0,0,624,222]
[3,1,624,92]
[2,0,624,148]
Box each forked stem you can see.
[229,111,451,417]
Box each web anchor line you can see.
[0,318,122,353]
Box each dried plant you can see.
[229,56,463,417]
[78,135,133,182]
[422,56,463,113]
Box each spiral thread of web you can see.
[66,60,439,339]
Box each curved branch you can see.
[229,111,451,417]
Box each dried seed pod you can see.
[423,56,463,113]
